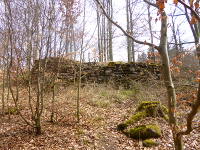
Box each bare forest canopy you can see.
[1,0,200,150]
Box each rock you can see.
[136,101,168,120]
[142,139,159,147]
[31,57,161,88]
[117,112,146,131]
[125,124,161,140]
[117,101,168,132]
[117,123,128,131]
[125,112,147,124]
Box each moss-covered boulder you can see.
[125,111,146,125]
[117,111,146,131]
[142,139,159,147]
[136,101,168,120]
[137,101,160,111]
[117,101,168,131]
[125,124,161,140]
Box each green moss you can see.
[146,124,161,136]
[142,139,159,147]
[126,124,161,140]
[136,101,168,119]
[127,125,146,138]
[107,62,115,67]
[148,63,160,66]
[107,61,124,67]
[119,89,136,97]
[143,104,158,114]
[125,111,147,125]
[5,107,19,115]
[161,105,169,120]
[161,105,168,114]
[117,101,168,132]
[137,101,160,111]
[117,112,147,131]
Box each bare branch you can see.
[169,41,196,45]
[143,0,158,8]
[94,0,160,50]
[178,0,200,21]
[178,83,200,136]
[168,14,186,17]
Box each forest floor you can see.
[0,80,200,150]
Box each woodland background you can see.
[0,0,200,150]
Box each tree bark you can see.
[147,4,155,62]
[35,117,41,135]
[108,0,113,61]
[158,11,183,150]
[126,0,131,62]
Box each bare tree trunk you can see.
[1,56,6,115]
[129,7,135,62]
[126,0,131,62]
[171,9,179,55]
[147,4,155,62]
[96,0,113,62]
[102,1,107,62]
[159,11,183,150]
[126,0,135,62]
[50,84,55,122]
[97,6,102,62]
[77,0,86,123]
[108,0,113,61]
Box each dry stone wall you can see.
[31,57,161,87]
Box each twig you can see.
[94,0,160,50]
[177,0,200,21]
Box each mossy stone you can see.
[107,61,124,67]
[142,139,159,147]
[137,101,160,111]
[117,123,128,131]
[117,101,168,132]
[161,105,168,114]
[107,62,115,67]
[126,124,161,140]
[125,111,147,125]
[117,112,146,131]
[5,107,19,115]
[136,101,168,120]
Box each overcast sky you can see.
[79,0,194,62]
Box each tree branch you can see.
[184,6,198,42]
[178,0,200,21]
[143,0,158,8]
[94,0,160,50]
[169,41,195,45]
[178,82,200,136]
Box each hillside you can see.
[0,79,200,150]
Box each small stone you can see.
[142,139,159,147]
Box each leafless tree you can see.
[95,0,200,149]
[96,0,113,62]
[0,0,80,134]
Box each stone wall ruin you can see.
[31,57,161,88]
